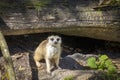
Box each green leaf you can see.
[98,60,106,69]
[99,55,108,61]
[87,57,97,69]
[108,65,117,73]
[105,59,112,67]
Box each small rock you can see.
[67,53,98,66]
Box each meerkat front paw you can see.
[47,68,51,74]
[57,66,61,69]
[35,61,41,67]
[35,61,44,69]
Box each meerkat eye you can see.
[57,38,60,41]
[50,38,54,41]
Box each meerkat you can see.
[33,35,62,73]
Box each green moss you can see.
[64,75,74,80]
[96,72,120,80]
[1,71,9,80]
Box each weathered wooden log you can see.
[0,31,16,80]
[0,0,120,42]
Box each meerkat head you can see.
[47,35,62,46]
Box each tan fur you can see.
[33,40,47,68]
[33,35,62,73]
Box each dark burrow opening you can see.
[0,32,120,58]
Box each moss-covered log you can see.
[0,31,16,80]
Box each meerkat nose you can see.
[54,41,58,44]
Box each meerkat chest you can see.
[46,45,60,58]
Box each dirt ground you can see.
[0,33,120,80]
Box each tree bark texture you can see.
[0,30,16,80]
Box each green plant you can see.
[64,75,74,80]
[99,0,120,5]
[33,0,50,10]
[87,54,117,73]
[92,72,120,80]
[87,57,97,69]
[1,71,9,80]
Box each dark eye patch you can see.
[50,38,54,41]
[57,38,60,41]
